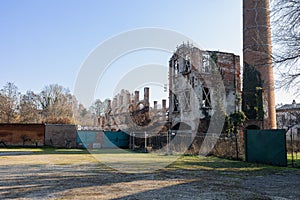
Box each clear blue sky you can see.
[0,0,295,105]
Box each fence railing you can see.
[129,132,244,159]
[286,131,300,167]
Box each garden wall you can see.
[0,123,45,146]
[45,124,77,148]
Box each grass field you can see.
[287,153,300,167]
[1,147,299,168]
[0,148,299,199]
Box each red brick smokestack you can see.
[144,87,149,107]
[243,0,276,129]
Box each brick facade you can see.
[242,0,276,129]
[168,43,241,133]
[0,124,45,146]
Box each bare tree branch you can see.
[271,0,300,93]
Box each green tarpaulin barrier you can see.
[245,129,287,166]
[77,130,129,148]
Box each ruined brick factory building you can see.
[168,43,241,134]
[101,88,167,133]
[101,0,277,133]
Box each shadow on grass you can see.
[0,148,300,199]
[166,155,299,175]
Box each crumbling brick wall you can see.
[45,124,77,148]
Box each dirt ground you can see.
[0,150,299,200]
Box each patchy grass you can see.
[1,147,298,172]
[287,153,300,167]
[0,147,89,154]
[168,155,293,175]
[1,148,300,199]
[0,147,97,166]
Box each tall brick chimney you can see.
[242,0,276,129]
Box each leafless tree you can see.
[19,91,40,123]
[271,0,300,93]
[86,99,104,127]
[38,84,74,124]
[0,82,20,123]
[0,82,97,125]
[72,97,94,127]
[90,99,103,116]
[78,103,94,126]
[276,110,300,130]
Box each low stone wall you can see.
[45,124,77,148]
[0,123,45,146]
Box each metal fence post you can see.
[144,131,147,152]
[132,132,135,150]
[291,129,294,167]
